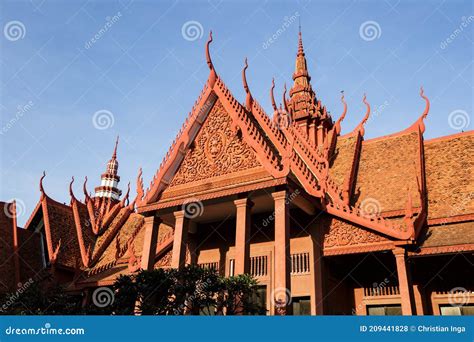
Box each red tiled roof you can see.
[424,132,474,220]
[352,131,422,212]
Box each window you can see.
[440,305,474,316]
[292,296,311,315]
[367,305,402,315]
[229,259,235,277]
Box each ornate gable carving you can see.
[323,216,388,249]
[168,100,261,187]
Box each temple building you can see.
[1,30,473,316]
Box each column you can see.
[393,247,413,315]
[171,210,190,269]
[272,190,291,315]
[234,198,252,275]
[310,226,324,315]
[141,215,161,270]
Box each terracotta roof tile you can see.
[353,132,421,212]
[329,135,358,186]
[44,198,81,268]
[91,213,144,270]
[17,228,43,282]
[425,133,474,219]
[419,221,474,247]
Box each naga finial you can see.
[39,171,46,199]
[270,78,277,112]
[69,176,77,202]
[136,167,144,202]
[361,93,371,125]
[242,58,253,110]
[420,87,430,119]
[334,91,348,135]
[206,30,214,70]
[282,83,289,113]
[206,31,217,87]
[83,176,91,202]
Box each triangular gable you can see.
[161,99,269,199]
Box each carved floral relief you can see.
[169,100,260,186]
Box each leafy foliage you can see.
[0,266,265,315]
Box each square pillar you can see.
[272,190,291,315]
[234,198,252,275]
[309,226,324,315]
[171,210,190,269]
[141,216,161,270]
[393,248,413,315]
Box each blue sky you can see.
[1,0,472,226]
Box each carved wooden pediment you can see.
[322,216,389,250]
[166,100,262,188]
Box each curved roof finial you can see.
[361,93,371,125]
[39,171,46,199]
[69,176,77,202]
[206,31,214,70]
[355,94,371,137]
[282,83,289,113]
[206,31,217,86]
[121,182,131,206]
[83,176,91,202]
[242,58,253,110]
[420,87,430,120]
[136,167,144,204]
[270,78,277,112]
[334,91,348,135]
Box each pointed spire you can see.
[112,136,119,159]
[297,24,305,57]
[289,27,320,123]
[95,138,122,200]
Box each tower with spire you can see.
[288,27,333,147]
[94,136,122,200]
